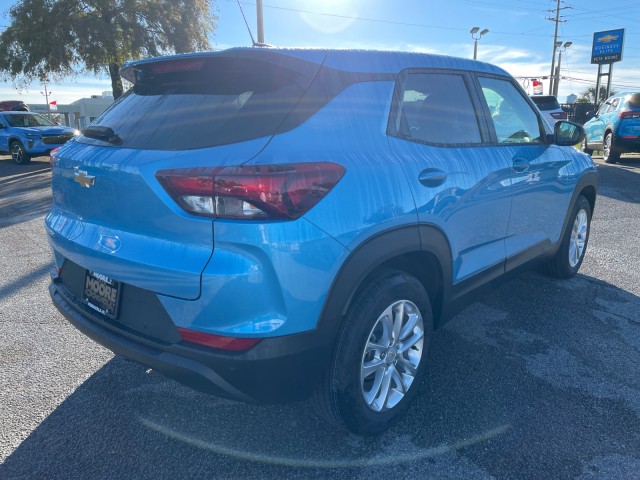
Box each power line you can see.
[225,0,567,39]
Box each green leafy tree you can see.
[576,86,616,105]
[0,0,216,99]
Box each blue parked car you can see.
[46,48,597,435]
[0,111,77,164]
[582,91,640,164]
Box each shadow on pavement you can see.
[2,272,639,479]
[0,158,52,228]
[594,156,640,205]
[0,262,52,299]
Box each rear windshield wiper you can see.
[81,125,123,145]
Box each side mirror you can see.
[585,111,595,121]
[553,120,585,147]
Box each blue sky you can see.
[1,0,639,104]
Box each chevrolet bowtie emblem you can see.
[74,170,96,188]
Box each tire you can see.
[603,132,620,164]
[313,270,433,435]
[546,195,591,279]
[10,140,31,165]
[581,138,593,156]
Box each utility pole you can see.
[256,0,265,45]
[547,0,571,95]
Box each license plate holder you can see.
[83,270,121,320]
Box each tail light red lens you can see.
[177,327,262,351]
[50,147,61,168]
[156,162,345,220]
[619,110,640,119]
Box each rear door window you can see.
[479,77,544,144]
[393,72,482,145]
[608,98,620,112]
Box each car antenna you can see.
[236,0,257,46]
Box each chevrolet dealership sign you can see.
[591,29,625,64]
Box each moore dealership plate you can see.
[83,270,121,320]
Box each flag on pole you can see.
[532,79,543,95]
[49,100,58,111]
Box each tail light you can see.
[177,327,262,351]
[550,112,567,120]
[156,162,345,220]
[49,147,61,168]
[619,110,640,119]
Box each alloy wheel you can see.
[569,209,588,268]
[603,134,611,161]
[360,300,424,412]
[11,142,24,163]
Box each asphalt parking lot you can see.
[1,153,639,479]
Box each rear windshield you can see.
[530,96,561,111]
[80,57,314,150]
[625,93,640,109]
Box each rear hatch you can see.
[530,95,567,121]
[619,93,640,139]
[47,48,326,299]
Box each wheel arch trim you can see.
[8,136,25,147]
[555,171,598,255]
[314,224,453,344]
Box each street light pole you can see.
[470,27,489,60]
[552,41,572,97]
[40,83,52,112]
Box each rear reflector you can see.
[177,327,262,351]
[157,162,345,220]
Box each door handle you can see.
[419,168,447,187]
[512,158,530,173]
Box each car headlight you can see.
[25,134,41,148]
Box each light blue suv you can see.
[46,48,597,435]
[0,111,77,164]
[582,91,640,164]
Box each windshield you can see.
[83,56,312,150]
[5,113,57,127]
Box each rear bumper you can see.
[613,136,640,153]
[49,278,331,404]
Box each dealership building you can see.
[29,92,114,129]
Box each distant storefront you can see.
[29,92,114,128]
